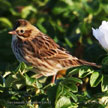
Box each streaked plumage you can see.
[9,19,100,79]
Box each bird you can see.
[8,19,100,83]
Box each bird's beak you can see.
[8,30,17,35]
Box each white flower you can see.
[92,21,108,50]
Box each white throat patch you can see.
[12,35,18,41]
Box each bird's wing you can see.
[21,33,100,69]
[24,34,73,60]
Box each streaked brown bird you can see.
[8,19,100,83]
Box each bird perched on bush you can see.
[8,19,100,83]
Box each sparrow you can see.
[8,19,100,83]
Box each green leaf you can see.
[3,71,11,78]
[25,74,35,86]
[102,56,108,65]
[9,8,20,16]
[102,4,108,14]
[79,66,94,78]
[35,79,43,88]
[65,82,78,93]
[47,85,57,105]
[12,80,24,90]
[67,68,79,76]
[0,17,12,28]
[56,84,64,102]
[62,0,73,6]
[101,75,108,92]
[66,91,78,102]
[15,62,32,74]
[36,18,47,33]
[21,5,37,18]
[66,77,83,84]
[55,96,71,108]
[5,72,25,89]
[5,74,16,87]
[64,38,73,48]
[90,71,103,87]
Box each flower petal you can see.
[92,26,108,50]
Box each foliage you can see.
[0,0,108,108]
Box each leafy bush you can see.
[0,0,108,108]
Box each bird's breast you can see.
[11,37,27,63]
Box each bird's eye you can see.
[20,30,24,33]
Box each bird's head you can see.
[8,19,39,39]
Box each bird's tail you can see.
[56,59,101,79]
[77,59,101,68]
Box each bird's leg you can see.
[51,74,56,83]
[51,70,67,83]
